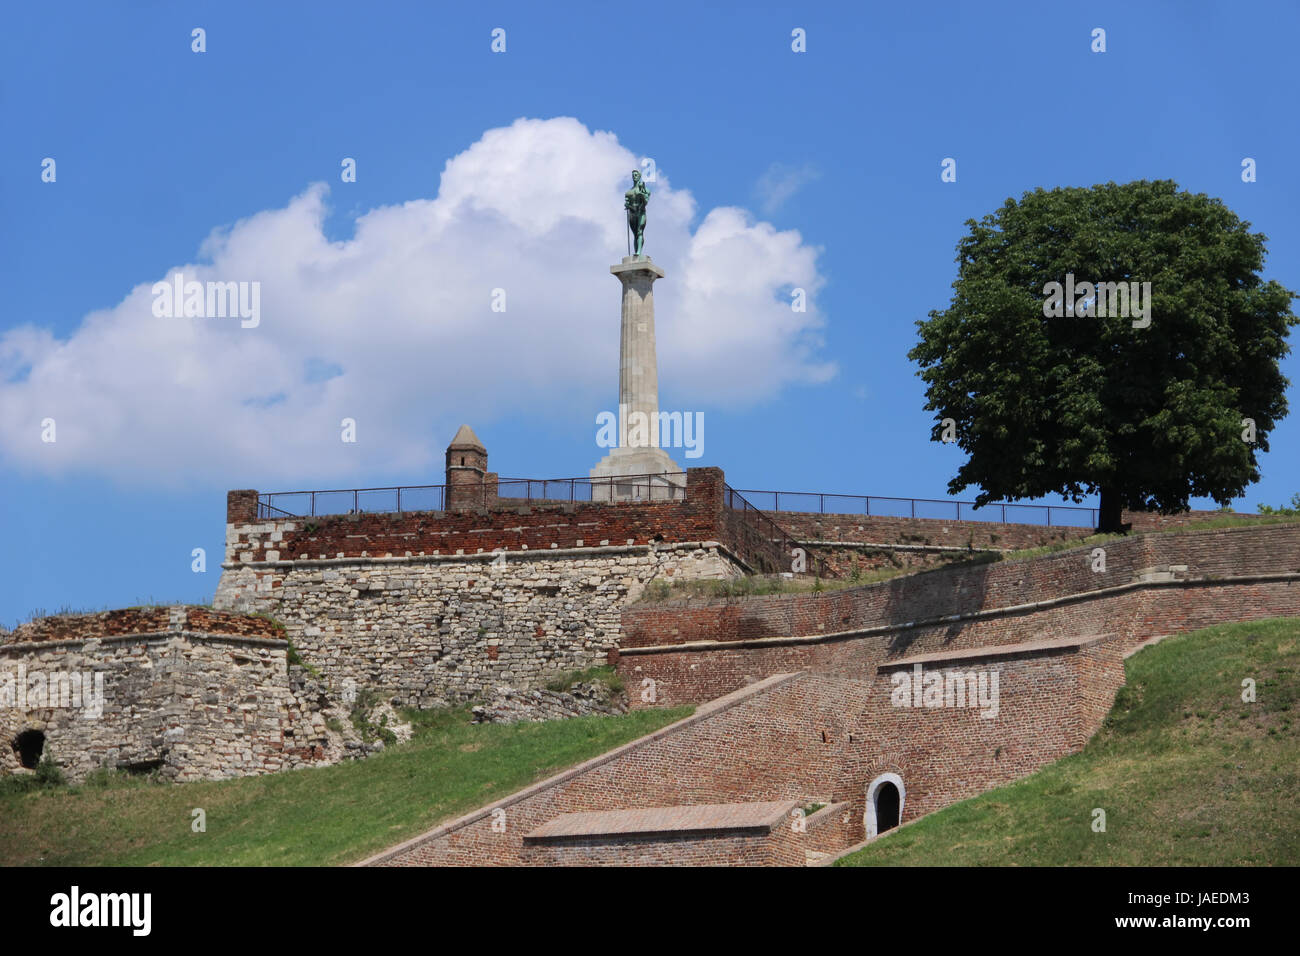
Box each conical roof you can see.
[447,424,485,451]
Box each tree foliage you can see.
[909,180,1297,530]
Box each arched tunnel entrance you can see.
[13,730,45,769]
[865,772,906,839]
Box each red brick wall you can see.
[776,511,1092,551]
[775,507,1247,550]
[365,675,854,867]
[225,467,730,564]
[858,640,1122,824]
[616,524,1300,706]
[366,635,1127,866]
[5,606,282,645]
[767,507,1252,577]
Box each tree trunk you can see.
[1098,486,1126,534]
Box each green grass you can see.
[836,617,1300,866]
[635,560,977,604]
[0,704,690,866]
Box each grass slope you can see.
[837,618,1299,866]
[0,705,690,866]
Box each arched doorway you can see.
[865,772,906,839]
[13,730,45,769]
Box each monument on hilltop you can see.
[590,171,686,500]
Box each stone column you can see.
[591,256,684,499]
[614,257,665,441]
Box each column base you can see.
[589,447,685,501]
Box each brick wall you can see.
[771,507,1250,577]
[362,675,847,866]
[616,523,1300,706]
[225,467,729,566]
[776,510,1092,551]
[777,506,1246,549]
[6,606,281,645]
[365,632,1127,866]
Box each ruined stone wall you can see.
[0,607,352,783]
[216,544,740,707]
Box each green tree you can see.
[910,180,1297,532]
[1257,492,1300,516]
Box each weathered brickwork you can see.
[0,607,364,783]
[772,507,1249,576]
[777,510,1090,554]
[617,524,1300,706]
[365,634,1127,866]
[224,467,730,566]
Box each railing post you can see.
[1046,506,1052,526]
[911,499,915,519]
[354,489,359,514]
[396,487,402,515]
[311,491,316,517]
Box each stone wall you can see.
[215,466,770,704]
[0,607,360,783]
[471,681,626,724]
[216,543,740,707]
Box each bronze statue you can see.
[625,169,650,256]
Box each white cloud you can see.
[0,117,834,485]
[755,161,820,214]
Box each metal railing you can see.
[257,476,1098,530]
[724,486,828,576]
[497,474,686,504]
[257,485,446,519]
[732,490,1099,528]
[256,473,687,519]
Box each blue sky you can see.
[2,0,1297,625]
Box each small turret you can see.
[445,425,495,510]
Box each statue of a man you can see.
[624,169,650,256]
